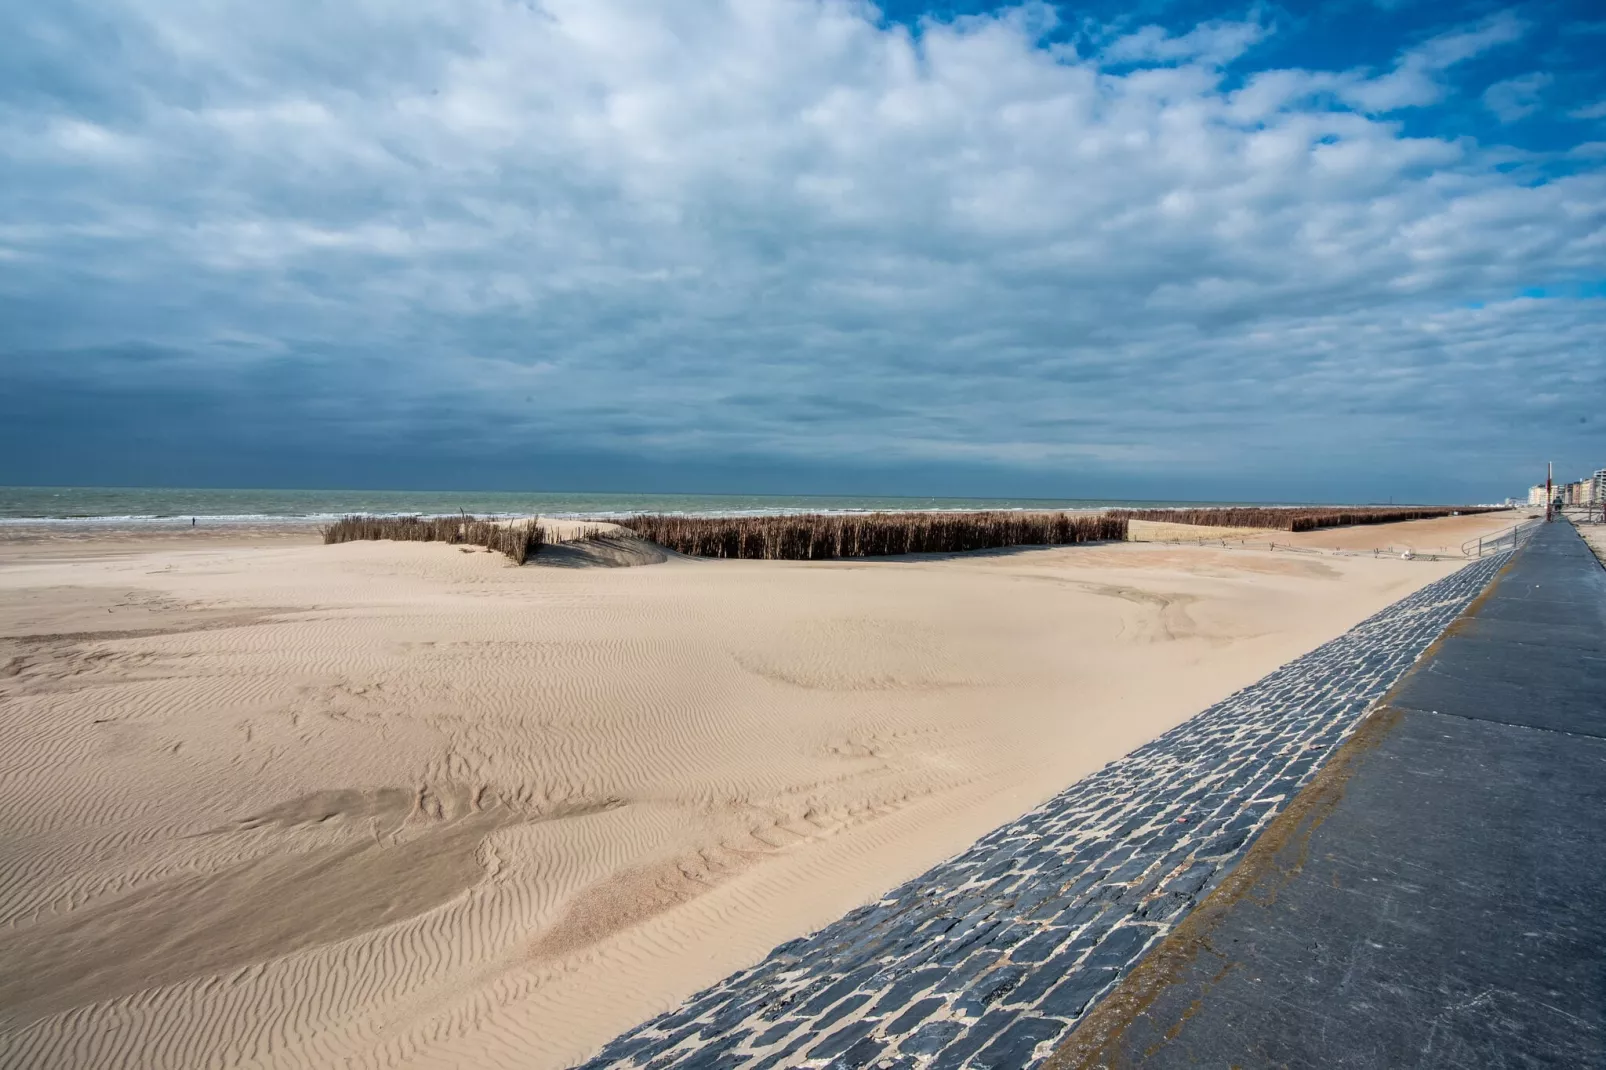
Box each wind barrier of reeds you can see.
[616,511,1127,560]
[321,515,545,564]
[1106,505,1506,533]
[558,525,609,543]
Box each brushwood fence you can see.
[1106,505,1506,533]
[616,511,1126,560]
[321,515,545,564]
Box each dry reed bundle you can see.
[617,511,1126,560]
[321,515,545,564]
[558,525,609,543]
[1106,505,1504,533]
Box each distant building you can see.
[1556,478,1601,506]
[1523,473,1606,507]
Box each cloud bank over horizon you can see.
[2,0,1604,501]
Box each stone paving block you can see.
[1037,967,1117,1019]
[963,962,1027,1007]
[749,1017,802,1049]
[928,1009,1016,1069]
[1007,927,1071,964]
[899,1020,964,1057]
[885,996,947,1036]
[832,1034,885,1068]
[746,1034,815,1070]
[1135,893,1191,924]
[571,553,1508,1070]
[807,1015,882,1061]
[972,1016,1069,1069]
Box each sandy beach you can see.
[0,512,1517,1069]
[1575,517,1606,562]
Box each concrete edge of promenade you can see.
[1046,519,1606,1070]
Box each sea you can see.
[0,486,1222,527]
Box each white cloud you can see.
[1101,18,1268,67]
[1409,10,1527,67]
[1337,11,1527,113]
[1570,100,1606,120]
[1483,72,1553,122]
[1214,12,1529,118]
[0,0,1602,488]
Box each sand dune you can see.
[0,512,1516,1068]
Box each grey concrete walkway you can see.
[573,552,1512,1070]
[1052,520,1605,1069]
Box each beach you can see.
[1577,518,1606,562]
[0,511,1517,1069]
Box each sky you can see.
[2,0,1604,503]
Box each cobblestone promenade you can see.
[576,554,1510,1070]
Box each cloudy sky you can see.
[3,0,1603,501]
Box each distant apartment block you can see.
[1562,476,1600,506]
[1523,472,1603,507]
